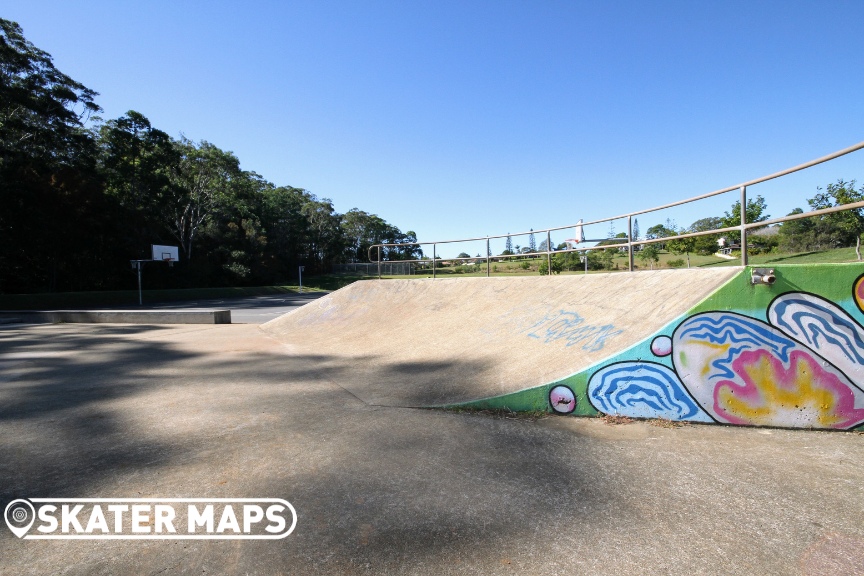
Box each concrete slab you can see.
[262,269,741,406]
[0,309,231,324]
[0,322,862,575]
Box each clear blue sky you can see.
[5,1,864,256]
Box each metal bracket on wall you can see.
[751,268,776,285]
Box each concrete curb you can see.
[0,310,231,324]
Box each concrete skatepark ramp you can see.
[262,268,739,407]
[264,264,864,431]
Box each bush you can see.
[667,259,685,268]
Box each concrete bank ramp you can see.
[262,269,740,407]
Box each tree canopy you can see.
[0,19,418,293]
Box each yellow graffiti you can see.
[716,351,848,427]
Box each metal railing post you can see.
[377,246,381,279]
[627,215,634,272]
[546,231,552,275]
[432,244,436,279]
[740,185,748,266]
[486,238,490,277]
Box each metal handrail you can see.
[368,141,864,276]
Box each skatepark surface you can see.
[261,269,740,406]
[2,271,864,574]
[1,320,863,574]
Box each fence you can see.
[368,141,864,277]
[333,262,415,276]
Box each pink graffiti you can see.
[712,349,864,429]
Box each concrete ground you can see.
[147,292,328,324]
[1,322,864,575]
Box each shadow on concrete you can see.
[2,324,862,575]
[0,324,610,573]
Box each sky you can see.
[4,0,864,257]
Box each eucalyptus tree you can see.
[167,138,243,261]
[0,18,103,292]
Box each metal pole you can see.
[546,231,552,275]
[627,215,634,272]
[377,246,382,279]
[298,266,303,293]
[486,238,490,277]
[432,244,436,279]
[740,185,748,266]
[584,251,588,274]
[137,262,143,306]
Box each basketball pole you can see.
[137,262,143,306]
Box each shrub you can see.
[667,259,685,268]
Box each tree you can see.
[505,234,512,254]
[720,195,769,244]
[600,247,617,270]
[667,229,694,268]
[632,218,640,242]
[528,229,536,252]
[0,18,426,293]
[645,223,675,250]
[807,180,864,260]
[637,245,660,269]
[645,223,675,239]
[0,18,101,168]
[687,217,723,255]
[456,252,471,259]
[0,18,106,292]
[777,208,816,252]
[97,111,178,254]
[539,254,564,275]
[167,138,243,261]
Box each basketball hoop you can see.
[152,245,180,266]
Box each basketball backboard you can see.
[151,245,179,262]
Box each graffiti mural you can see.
[451,266,864,431]
[549,385,576,414]
[587,362,712,422]
[671,311,864,428]
[583,272,864,429]
[521,310,622,352]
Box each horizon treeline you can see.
[0,18,420,294]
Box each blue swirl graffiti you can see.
[588,362,712,421]
[523,310,622,352]
[674,313,798,381]
[769,293,864,369]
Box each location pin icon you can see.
[4,499,35,538]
